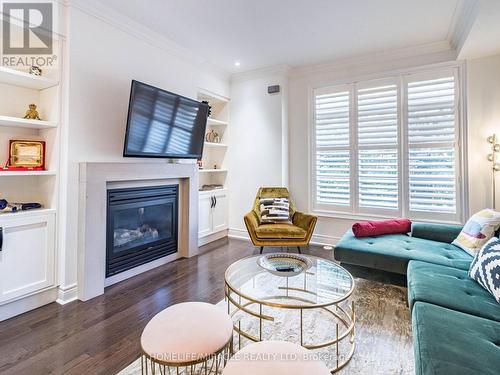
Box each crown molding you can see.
[230,64,291,83]
[65,0,230,81]
[447,0,480,54]
[290,40,456,78]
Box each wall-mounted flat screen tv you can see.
[123,80,208,159]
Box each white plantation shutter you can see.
[407,75,458,215]
[314,89,351,207]
[312,67,463,221]
[357,84,399,211]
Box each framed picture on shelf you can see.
[3,140,46,171]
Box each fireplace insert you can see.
[106,185,178,277]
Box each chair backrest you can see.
[252,187,296,219]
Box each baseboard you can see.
[228,228,250,241]
[311,234,340,246]
[228,228,340,247]
[199,229,228,246]
[56,283,78,305]
[0,287,58,322]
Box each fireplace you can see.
[106,185,178,277]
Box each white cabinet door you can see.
[198,195,213,238]
[0,212,56,304]
[212,192,228,232]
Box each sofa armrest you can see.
[292,211,317,233]
[411,223,463,244]
[244,211,260,230]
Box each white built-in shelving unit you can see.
[0,60,62,321]
[197,90,230,246]
[0,65,61,208]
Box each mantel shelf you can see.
[0,170,57,176]
[0,67,59,90]
[0,115,58,130]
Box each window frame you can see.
[309,63,467,224]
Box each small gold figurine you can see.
[205,129,220,143]
[23,104,42,120]
[29,66,42,76]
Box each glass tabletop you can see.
[225,254,354,308]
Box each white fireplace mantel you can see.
[78,162,199,301]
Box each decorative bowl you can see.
[257,253,312,277]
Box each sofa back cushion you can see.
[411,223,463,244]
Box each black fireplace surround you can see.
[106,185,178,277]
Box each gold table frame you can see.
[224,256,355,373]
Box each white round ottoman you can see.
[222,340,330,375]
[141,302,233,373]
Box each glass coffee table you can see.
[224,253,355,373]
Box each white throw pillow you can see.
[452,209,500,256]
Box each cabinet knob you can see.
[0,227,3,251]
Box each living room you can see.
[0,0,499,374]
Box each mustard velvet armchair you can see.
[244,187,317,254]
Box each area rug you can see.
[117,278,413,374]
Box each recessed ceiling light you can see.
[234,61,241,67]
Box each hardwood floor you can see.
[0,239,331,375]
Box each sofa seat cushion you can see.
[412,302,500,375]
[255,223,307,240]
[334,230,472,275]
[408,260,500,322]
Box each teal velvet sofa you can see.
[335,223,500,375]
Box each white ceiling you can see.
[96,0,462,73]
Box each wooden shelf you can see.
[0,115,57,130]
[0,67,59,90]
[207,118,228,126]
[199,169,228,173]
[0,170,57,176]
[204,142,227,148]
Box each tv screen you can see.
[123,80,208,159]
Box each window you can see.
[312,68,463,222]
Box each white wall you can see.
[61,6,229,291]
[227,70,289,234]
[466,54,500,212]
